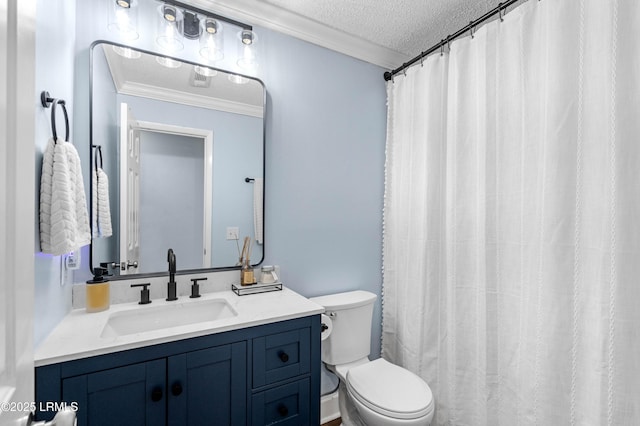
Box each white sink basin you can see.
[101,298,237,338]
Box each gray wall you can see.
[34,0,387,357]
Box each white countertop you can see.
[35,287,324,367]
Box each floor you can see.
[322,419,341,426]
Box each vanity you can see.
[44,26,313,425]
[34,288,323,425]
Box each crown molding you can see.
[103,45,263,118]
[185,0,411,70]
[117,81,264,118]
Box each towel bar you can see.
[40,90,69,143]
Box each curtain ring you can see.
[499,3,506,22]
[420,52,425,66]
[440,40,445,56]
[469,22,475,39]
[403,68,407,77]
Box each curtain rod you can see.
[384,0,523,81]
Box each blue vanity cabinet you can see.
[251,327,313,425]
[62,359,167,425]
[35,315,321,425]
[167,342,247,425]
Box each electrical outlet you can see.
[226,227,239,240]
[60,250,80,286]
[65,251,80,270]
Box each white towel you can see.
[40,139,91,255]
[253,177,264,244]
[92,167,113,238]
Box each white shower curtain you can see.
[382,1,640,425]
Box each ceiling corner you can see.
[186,0,411,70]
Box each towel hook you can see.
[41,91,69,143]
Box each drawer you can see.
[253,328,311,388]
[251,379,310,425]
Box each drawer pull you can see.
[172,382,183,396]
[277,404,289,417]
[151,387,163,402]
[278,351,289,363]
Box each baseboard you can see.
[321,390,340,424]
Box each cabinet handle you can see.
[172,382,183,396]
[277,403,289,417]
[151,387,163,402]
[278,350,289,363]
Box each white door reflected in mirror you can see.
[119,103,213,274]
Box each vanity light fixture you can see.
[156,4,184,52]
[163,4,177,21]
[199,17,224,62]
[183,10,201,40]
[162,1,259,69]
[108,0,139,40]
[241,29,254,45]
[237,29,258,71]
[111,0,259,69]
[204,18,218,34]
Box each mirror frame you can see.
[89,40,266,279]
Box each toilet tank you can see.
[310,290,377,366]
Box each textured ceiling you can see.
[261,0,498,57]
[189,0,518,68]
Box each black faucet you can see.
[166,248,178,301]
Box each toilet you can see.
[310,291,434,426]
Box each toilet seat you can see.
[346,358,433,420]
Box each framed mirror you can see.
[90,41,265,278]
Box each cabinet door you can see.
[168,341,246,426]
[252,379,310,425]
[253,328,311,388]
[63,358,166,426]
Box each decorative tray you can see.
[231,282,283,296]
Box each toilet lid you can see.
[346,358,433,420]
